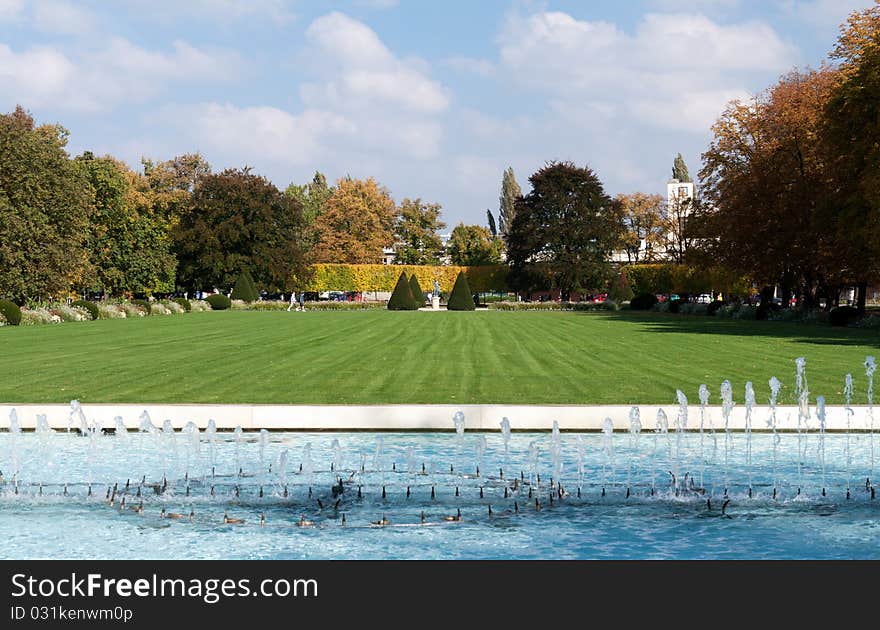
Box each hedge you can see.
[71,300,99,320]
[300,264,508,294]
[206,294,232,310]
[622,264,751,296]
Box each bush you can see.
[131,299,152,314]
[231,299,249,310]
[447,271,475,311]
[51,304,89,322]
[161,300,184,314]
[98,303,126,319]
[150,303,171,315]
[72,300,99,320]
[303,301,383,311]
[608,273,634,304]
[231,270,259,302]
[20,307,56,325]
[122,303,145,317]
[409,274,426,307]
[173,297,192,312]
[250,300,289,311]
[829,306,859,327]
[388,272,417,310]
[207,294,232,310]
[190,299,211,312]
[630,293,658,311]
[0,299,22,326]
[668,298,682,314]
[855,314,880,329]
[707,300,725,316]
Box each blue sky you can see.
[0,0,873,227]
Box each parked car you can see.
[696,294,712,304]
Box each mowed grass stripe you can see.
[0,310,876,405]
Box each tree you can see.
[506,161,622,297]
[231,270,259,302]
[174,168,307,293]
[0,106,94,302]
[311,177,396,264]
[284,171,333,251]
[77,153,176,296]
[824,5,880,311]
[446,271,475,311]
[498,167,521,239]
[392,198,446,265]
[447,223,503,266]
[486,209,498,238]
[700,67,842,307]
[672,153,692,183]
[615,192,665,262]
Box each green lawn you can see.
[0,310,877,405]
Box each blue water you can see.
[1,429,879,559]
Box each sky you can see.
[0,0,874,227]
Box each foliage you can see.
[668,298,682,314]
[615,192,665,263]
[629,293,659,311]
[490,300,619,311]
[231,270,259,302]
[98,303,127,319]
[447,223,503,266]
[189,300,211,313]
[173,297,192,312]
[0,298,22,325]
[20,307,56,325]
[506,161,622,296]
[388,272,417,310]
[150,303,172,315]
[300,301,383,311]
[409,274,426,306]
[0,107,94,302]
[174,168,307,294]
[608,272,634,304]
[302,264,508,293]
[122,303,146,318]
[311,177,396,264]
[72,300,99,320]
[622,264,751,296]
[284,171,333,251]
[447,271,475,311]
[131,299,152,314]
[498,166,521,240]
[206,294,232,310]
[486,209,497,238]
[393,198,446,265]
[161,300,185,314]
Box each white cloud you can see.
[780,0,876,30]
[0,38,240,112]
[33,0,95,35]
[442,55,494,77]
[302,11,450,115]
[121,0,295,25]
[498,10,795,132]
[354,0,400,8]
[0,0,24,22]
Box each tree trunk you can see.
[856,281,867,314]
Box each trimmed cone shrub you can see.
[388,272,416,310]
[0,298,22,325]
[829,306,859,327]
[231,270,259,302]
[173,297,192,312]
[131,299,152,314]
[207,294,232,310]
[447,271,475,311]
[409,274,425,307]
[629,293,658,310]
[72,300,99,320]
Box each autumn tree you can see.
[311,177,396,264]
[498,167,521,239]
[824,4,880,310]
[506,161,622,297]
[77,153,176,296]
[174,168,307,293]
[447,223,503,266]
[392,198,446,265]
[0,106,94,302]
[615,192,665,262]
[700,67,842,307]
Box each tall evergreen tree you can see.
[486,209,497,237]
[672,153,692,182]
[498,167,521,238]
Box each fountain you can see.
[867,356,876,479]
[744,381,755,494]
[795,357,810,492]
[601,417,614,493]
[768,376,782,497]
[627,407,641,495]
[720,379,734,494]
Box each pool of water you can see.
[1,428,879,559]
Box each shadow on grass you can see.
[588,311,880,349]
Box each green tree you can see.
[447,223,503,266]
[174,168,307,293]
[0,106,94,302]
[672,153,692,183]
[312,177,396,264]
[393,198,446,265]
[284,171,333,251]
[231,270,259,302]
[447,270,475,311]
[486,209,497,237]
[506,161,622,297]
[77,153,176,296]
[498,167,521,239]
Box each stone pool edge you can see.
[0,403,874,432]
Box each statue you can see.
[433,279,440,298]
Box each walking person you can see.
[287,292,296,312]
